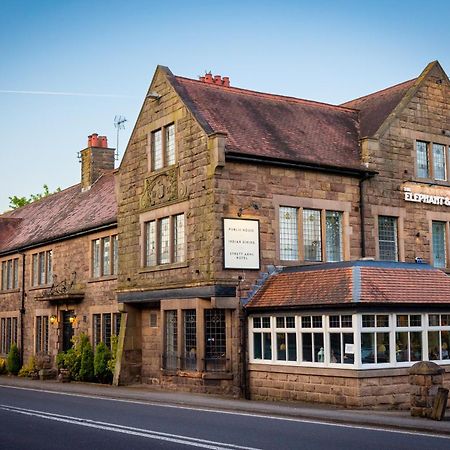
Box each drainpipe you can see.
[359,172,373,258]
[20,253,26,365]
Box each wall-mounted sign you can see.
[404,188,450,206]
[223,218,260,270]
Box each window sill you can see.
[0,288,20,294]
[140,262,189,273]
[160,369,232,380]
[409,177,450,187]
[87,275,118,284]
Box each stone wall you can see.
[249,364,450,409]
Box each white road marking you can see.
[0,403,261,450]
[0,384,449,441]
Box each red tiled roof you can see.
[246,264,450,309]
[341,79,416,138]
[171,76,364,172]
[0,172,117,254]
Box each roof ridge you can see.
[175,76,357,114]
[341,77,417,106]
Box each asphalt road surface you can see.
[0,384,449,450]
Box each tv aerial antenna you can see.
[114,115,127,161]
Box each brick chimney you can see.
[199,73,230,87]
[80,133,115,191]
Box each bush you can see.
[18,356,36,377]
[79,342,94,382]
[0,357,7,374]
[56,352,66,370]
[7,344,21,375]
[94,342,112,384]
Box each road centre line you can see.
[1,384,449,441]
[0,403,261,450]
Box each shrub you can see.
[7,344,21,375]
[0,357,7,374]
[56,352,66,370]
[18,356,36,377]
[79,342,94,382]
[94,342,112,384]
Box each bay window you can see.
[249,312,450,369]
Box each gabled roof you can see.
[0,172,117,255]
[245,261,450,309]
[168,73,364,172]
[341,79,416,138]
[341,60,449,139]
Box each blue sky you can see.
[1,0,449,212]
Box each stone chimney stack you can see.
[80,133,115,191]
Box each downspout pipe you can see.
[359,171,374,258]
[20,253,26,365]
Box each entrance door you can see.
[62,310,74,352]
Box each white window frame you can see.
[248,312,450,370]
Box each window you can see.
[32,250,52,286]
[92,235,118,278]
[275,316,297,362]
[145,213,185,266]
[416,141,429,178]
[432,221,447,268]
[1,317,17,354]
[279,207,343,262]
[92,312,121,349]
[378,216,398,261]
[252,316,272,360]
[183,310,197,370]
[250,312,450,369]
[151,123,175,171]
[433,144,446,181]
[164,310,178,370]
[361,314,390,364]
[395,314,422,363]
[428,314,450,361]
[1,258,19,291]
[329,315,354,364]
[205,309,226,371]
[300,315,325,363]
[35,316,49,354]
[416,140,450,181]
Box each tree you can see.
[8,184,61,209]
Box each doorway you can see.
[62,310,74,352]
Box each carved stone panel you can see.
[140,167,179,210]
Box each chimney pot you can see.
[214,75,222,85]
[222,76,230,87]
[204,73,213,83]
[91,133,99,147]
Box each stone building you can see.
[0,135,120,367]
[115,60,450,407]
[1,61,449,409]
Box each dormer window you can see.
[151,123,175,171]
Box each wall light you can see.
[50,315,58,325]
[69,314,77,325]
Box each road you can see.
[0,384,449,450]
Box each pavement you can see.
[1,374,450,437]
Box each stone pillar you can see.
[409,361,444,417]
